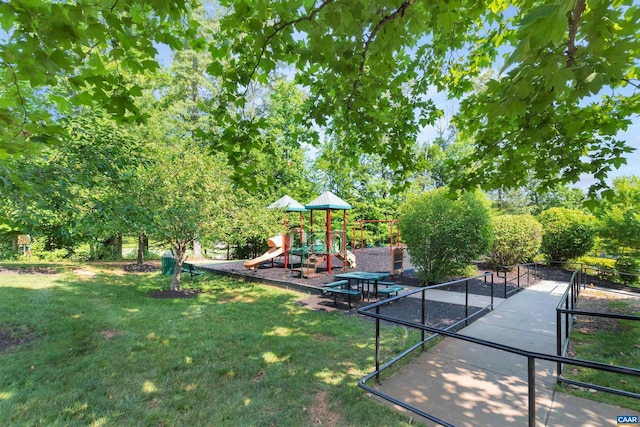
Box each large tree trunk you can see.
[170,243,188,291]
[137,233,145,265]
[102,234,123,259]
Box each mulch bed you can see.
[209,246,539,295]
[206,247,639,325]
[207,247,536,325]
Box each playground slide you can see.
[335,250,357,268]
[243,235,284,269]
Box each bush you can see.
[575,255,616,280]
[615,256,640,285]
[399,188,492,284]
[487,214,542,267]
[537,208,596,261]
[28,240,71,261]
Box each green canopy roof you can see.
[305,191,351,210]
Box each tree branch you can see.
[566,0,586,67]
[9,65,29,140]
[348,0,417,110]
[243,0,335,94]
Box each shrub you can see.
[28,240,71,261]
[576,255,616,280]
[615,256,640,285]
[487,214,542,267]
[399,188,492,284]
[537,208,596,261]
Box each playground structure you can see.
[242,234,284,269]
[244,193,407,279]
[352,219,402,256]
[300,191,352,278]
[243,192,355,278]
[353,219,405,276]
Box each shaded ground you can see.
[0,327,36,354]
[0,266,59,274]
[568,288,640,339]
[2,253,635,352]
[148,288,202,299]
[123,263,160,273]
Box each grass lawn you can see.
[563,290,640,411]
[0,264,420,426]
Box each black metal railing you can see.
[496,262,542,297]
[556,268,640,399]
[366,272,498,383]
[357,265,640,427]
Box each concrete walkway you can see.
[402,286,506,309]
[374,280,635,426]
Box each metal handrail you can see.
[357,265,640,427]
[556,268,640,399]
[496,262,541,297]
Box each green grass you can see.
[562,298,640,411]
[0,264,421,426]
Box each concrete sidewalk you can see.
[374,280,635,426]
[402,286,506,309]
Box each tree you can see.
[595,176,640,257]
[489,188,534,215]
[537,207,596,261]
[399,188,492,283]
[528,183,586,215]
[139,145,233,291]
[1,0,199,157]
[487,215,542,267]
[244,78,317,201]
[0,110,147,258]
[4,1,638,198]
[210,0,639,195]
[454,1,639,198]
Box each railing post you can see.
[528,356,536,427]
[490,274,494,310]
[504,271,508,298]
[421,288,426,350]
[546,262,549,280]
[517,265,521,288]
[465,279,469,326]
[565,288,570,343]
[556,307,562,381]
[375,305,381,383]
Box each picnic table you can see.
[334,271,390,300]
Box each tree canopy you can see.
[1,0,199,156]
[211,0,639,195]
[2,0,638,198]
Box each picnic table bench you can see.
[376,281,405,298]
[181,262,204,280]
[322,280,361,308]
